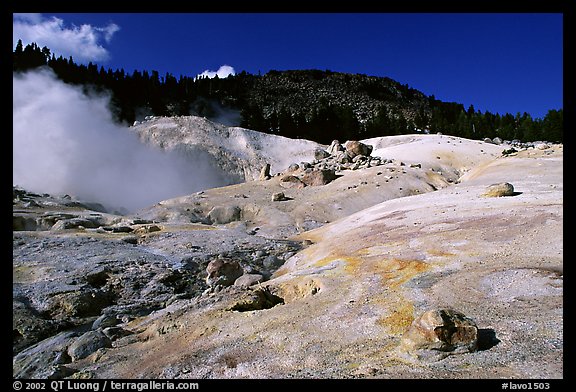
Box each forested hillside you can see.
[13,40,563,144]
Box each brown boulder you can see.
[301,169,338,186]
[205,259,244,287]
[280,175,306,189]
[345,141,373,158]
[399,308,478,361]
[482,182,515,197]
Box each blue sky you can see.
[13,12,563,119]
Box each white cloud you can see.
[196,65,236,80]
[13,13,119,62]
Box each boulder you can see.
[399,308,478,361]
[92,314,121,330]
[205,259,244,287]
[345,141,373,158]
[272,192,287,202]
[301,169,338,186]
[234,273,264,287]
[207,205,242,224]
[259,163,271,181]
[263,255,284,269]
[67,330,112,362]
[326,140,345,155]
[314,148,331,160]
[286,163,300,172]
[280,175,306,189]
[482,182,515,197]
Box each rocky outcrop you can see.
[399,308,479,361]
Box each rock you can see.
[234,273,264,287]
[263,255,284,269]
[345,141,373,158]
[301,169,338,186]
[536,143,550,150]
[13,331,78,379]
[482,182,515,197]
[205,259,244,287]
[314,148,331,160]
[48,288,114,318]
[111,226,133,233]
[13,300,60,354]
[502,147,518,156]
[483,137,494,144]
[228,287,284,312]
[51,218,100,231]
[92,314,121,330]
[335,151,351,164]
[272,192,287,202]
[399,308,478,361]
[326,140,345,155]
[287,163,300,172]
[67,330,112,362]
[492,137,503,145]
[102,326,133,341]
[259,163,271,181]
[280,175,306,189]
[13,216,38,231]
[121,236,138,244]
[133,224,162,235]
[207,205,242,224]
[46,365,77,379]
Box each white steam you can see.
[195,65,235,80]
[13,69,230,212]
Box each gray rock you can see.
[13,331,78,379]
[314,148,331,160]
[51,218,101,231]
[326,140,345,155]
[102,326,133,341]
[259,163,271,180]
[263,255,284,269]
[234,273,264,287]
[287,163,300,172]
[92,314,120,330]
[67,330,112,361]
[207,205,242,224]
